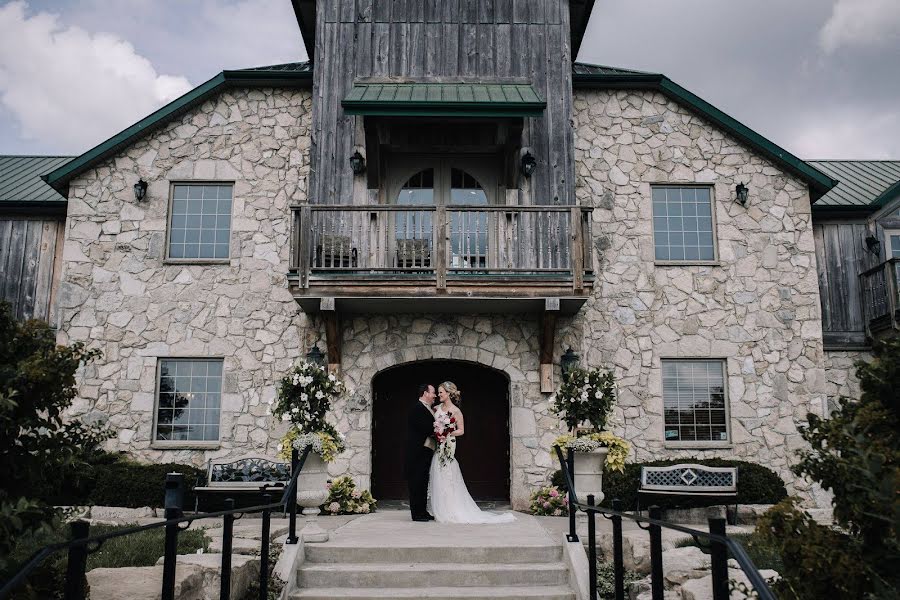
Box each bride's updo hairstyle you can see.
[439,381,462,406]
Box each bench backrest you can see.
[207,456,291,488]
[640,464,738,494]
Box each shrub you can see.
[550,366,616,432]
[755,339,900,599]
[320,476,376,515]
[596,559,641,600]
[550,458,787,510]
[529,486,568,516]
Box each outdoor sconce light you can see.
[349,151,366,175]
[133,179,148,202]
[735,182,749,206]
[865,235,882,256]
[306,346,326,366]
[520,151,537,178]
[560,347,580,380]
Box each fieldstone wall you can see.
[823,350,870,411]
[58,88,313,466]
[569,89,828,505]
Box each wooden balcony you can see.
[287,204,594,315]
[860,258,900,340]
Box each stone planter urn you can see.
[295,451,330,542]
[573,447,608,504]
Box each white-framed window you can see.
[662,359,729,443]
[167,183,233,260]
[154,358,223,442]
[652,186,716,262]
[885,229,900,258]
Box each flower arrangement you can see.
[529,485,568,516]
[277,427,346,463]
[433,409,458,466]
[551,432,630,473]
[550,366,616,433]
[319,476,377,515]
[273,359,346,462]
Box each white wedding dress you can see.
[427,412,516,524]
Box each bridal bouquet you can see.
[433,410,457,466]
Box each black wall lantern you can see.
[133,179,148,202]
[735,182,749,206]
[865,235,882,256]
[349,151,366,175]
[560,347,580,379]
[520,151,537,178]
[306,346,326,366]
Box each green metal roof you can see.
[572,63,838,201]
[44,62,313,195]
[806,160,900,213]
[342,83,546,117]
[0,156,72,208]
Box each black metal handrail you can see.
[1,446,312,600]
[554,446,776,600]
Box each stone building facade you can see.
[52,81,843,508]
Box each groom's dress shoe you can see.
[412,516,431,522]
[425,513,435,520]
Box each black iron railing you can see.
[0,446,312,600]
[555,446,776,600]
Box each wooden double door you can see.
[371,360,510,500]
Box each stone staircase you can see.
[288,512,575,600]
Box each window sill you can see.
[654,261,721,267]
[151,441,221,450]
[163,259,231,265]
[664,442,733,450]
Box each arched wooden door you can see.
[371,360,510,501]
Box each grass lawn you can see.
[675,531,783,572]
[3,521,209,599]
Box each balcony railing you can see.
[860,257,900,338]
[289,204,593,293]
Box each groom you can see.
[405,383,437,522]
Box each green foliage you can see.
[321,476,376,515]
[550,366,616,433]
[596,559,641,600]
[551,458,787,510]
[241,543,284,600]
[0,302,110,574]
[756,339,900,600]
[274,361,345,432]
[550,432,630,473]
[1,520,208,599]
[528,486,568,516]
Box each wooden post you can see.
[298,206,311,288]
[321,298,341,375]
[571,206,584,292]
[435,204,447,291]
[540,298,560,393]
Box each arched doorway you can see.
[371,360,510,501]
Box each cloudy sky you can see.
[1,0,898,160]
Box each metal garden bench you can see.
[638,463,739,524]
[193,456,291,512]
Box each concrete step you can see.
[298,561,569,588]
[304,544,562,564]
[290,585,576,600]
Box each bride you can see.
[427,381,515,524]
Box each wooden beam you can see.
[540,298,560,393]
[321,297,341,374]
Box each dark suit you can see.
[405,400,435,518]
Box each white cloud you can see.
[785,109,900,159]
[0,1,192,153]
[820,0,900,53]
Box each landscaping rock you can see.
[681,568,780,600]
[91,506,157,520]
[154,553,259,600]
[86,564,205,600]
[208,536,261,555]
[660,546,711,585]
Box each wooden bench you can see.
[193,456,291,512]
[638,464,739,524]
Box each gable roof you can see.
[0,156,72,209]
[572,62,837,201]
[806,160,900,213]
[44,62,313,196]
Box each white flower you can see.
[300,393,308,402]
[315,391,325,400]
[328,374,336,381]
[595,391,602,399]
[281,414,290,422]
[291,407,299,413]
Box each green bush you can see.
[36,451,205,510]
[551,458,787,510]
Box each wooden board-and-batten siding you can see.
[0,216,65,322]
[813,221,879,348]
[310,0,576,207]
